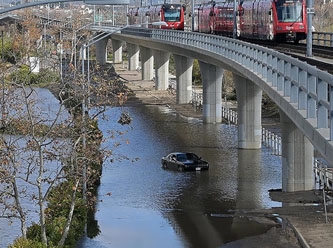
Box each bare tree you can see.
[0,8,132,247]
[314,1,333,31]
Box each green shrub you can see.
[9,237,56,248]
[192,59,201,85]
[9,65,38,85]
[36,68,59,86]
[9,66,59,85]
[45,181,87,246]
[0,37,19,64]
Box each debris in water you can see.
[118,111,132,125]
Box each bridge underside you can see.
[92,35,314,192]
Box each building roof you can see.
[0,13,22,25]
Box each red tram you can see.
[195,0,307,43]
[127,3,186,30]
[196,1,236,36]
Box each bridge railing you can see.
[190,90,282,155]
[221,104,238,125]
[221,104,333,190]
[314,159,333,190]
[120,27,333,141]
[221,105,282,155]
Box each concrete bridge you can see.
[0,0,129,15]
[87,26,333,193]
[1,0,332,193]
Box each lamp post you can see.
[306,0,314,57]
[0,25,5,128]
[78,21,165,232]
[233,0,237,39]
[191,0,195,32]
[81,43,87,206]
[79,22,163,202]
[73,23,94,69]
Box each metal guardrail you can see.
[262,128,282,156]
[191,90,203,112]
[221,105,282,155]
[314,159,333,191]
[191,92,283,155]
[222,104,238,125]
[221,104,333,190]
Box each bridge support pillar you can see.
[173,54,193,104]
[236,149,262,209]
[280,111,314,192]
[199,61,223,123]
[95,37,109,65]
[234,73,262,149]
[111,39,123,64]
[153,50,170,90]
[140,46,154,80]
[127,43,140,71]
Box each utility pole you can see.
[306,0,314,57]
[233,0,237,39]
[0,25,5,128]
[191,0,194,32]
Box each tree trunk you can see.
[38,147,47,244]
[12,177,27,238]
[58,179,80,246]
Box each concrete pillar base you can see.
[111,39,123,64]
[280,111,314,192]
[199,61,223,124]
[127,43,140,71]
[234,73,262,149]
[140,46,154,80]
[96,37,109,65]
[153,50,170,90]
[173,54,193,104]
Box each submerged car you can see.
[161,152,209,171]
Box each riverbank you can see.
[115,64,333,248]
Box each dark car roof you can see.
[170,152,193,155]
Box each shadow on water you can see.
[79,104,282,248]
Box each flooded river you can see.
[0,89,282,247]
[79,103,282,248]
[0,88,70,247]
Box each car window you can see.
[187,153,199,160]
[168,154,175,159]
[176,154,187,162]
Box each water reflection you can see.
[80,104,282,248]
[7,87,69,125]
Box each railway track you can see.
[254,41,333,74]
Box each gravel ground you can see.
[220,190,328,248]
